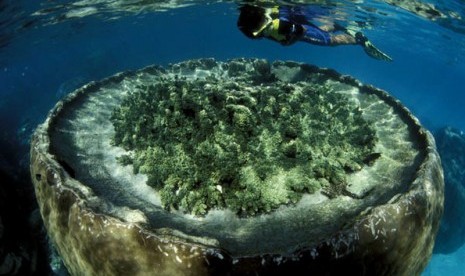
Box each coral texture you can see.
[111,75,377,216]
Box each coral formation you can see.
[111,73,378,216]
[32,58,443,275]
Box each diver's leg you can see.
[329,33,356,45]
[301,25,332,45]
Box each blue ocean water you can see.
[0,0,464,274]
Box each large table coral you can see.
[31,58,443,275]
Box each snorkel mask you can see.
[252,7,279,37]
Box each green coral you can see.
[110,75,378,217]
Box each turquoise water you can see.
[1,0,464,274]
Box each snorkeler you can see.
[237,5,392,61]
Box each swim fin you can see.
[347,30,393,62]
[361,40,393,62]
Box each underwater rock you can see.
[30,58,443,275]
[433,127,465,254]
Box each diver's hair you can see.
[237,5,267,38]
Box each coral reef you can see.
[31,58,443,275]
[111,73,377,216]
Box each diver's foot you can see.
[362,40,393,62]
[347,30,393,61]
[354,31,368,45]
